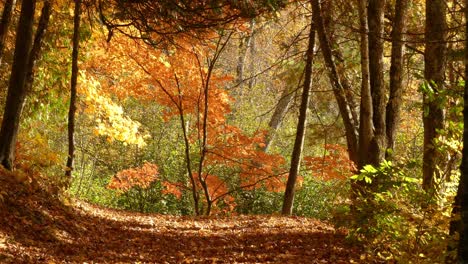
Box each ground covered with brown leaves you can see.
[0,174,365,263]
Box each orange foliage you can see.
[108,163,183,199]
[86,33,287,211]
[303,144,356,181]
[108,162,159,192]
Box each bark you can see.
[447,2,468,262]
[456,36,468,264]
[247,20,256,90]
[422,0,447,191]
[386,0,409,157]
[281,15,315,215]
[66,0,81,181]
[236,33,250,88]
[0,0,36,170]
[24,1,51,94]
[311,0,359,164]
[235,20,254,98]
[367,0,387,166]
[0,0,16,65]
[263,86,294,152]
[356,0,373,169]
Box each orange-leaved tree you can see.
[84,31,288,215]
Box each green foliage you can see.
[294,177,349,220]
[338,160,452,263]
[235,188,283,214]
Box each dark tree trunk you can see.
[0,0,16,65]
[367,0,387,166]
[356,0,373,169]
[281,14,315,215]
[311,0,359,164]
[65,0,81,181]
[24,0,51,94]
[0,0,36,170]
[385,0,408,157]
[422,0,447,191]
[447,1,468,262]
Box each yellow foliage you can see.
[79,71,150,148]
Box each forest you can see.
[0,0,468,263]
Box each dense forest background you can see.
[1,0,468,262]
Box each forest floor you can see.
[0,174,366,263]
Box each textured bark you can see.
[311,0,359,164]
[367,0,387,166]
[263,86,294,152]
[422,0,446,191]
[281,16,315,215]
[385,0,408,157]
[66,0,81,181]
[0,0,16,65]
[356,0,373,169]
[0,0,36,170]
[24,1,51,94]
[447,2,468,262]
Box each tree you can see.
[281,9,315,215]
[385,0,409,156]
[367,0,386,166]
[65,0,82,181]
[422,0,447,191]
[0,0,16,65]
[311,0,359,165]
[0,0,36,170]
[356,0,372,169]
[448,1,468,261]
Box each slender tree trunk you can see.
[236,21,254,100]
[0,0,16,65]
[0,0,36,170]
[263,86,294,152]
[24,1,51,94]
[447,2,468,262]
[386,0,409,157]
[281,15,315,216]
[311,0,359,164]
[356,0,373,169]
[65,0,81,182]
[367,0,387,166]
[247,19,256,90]
[422,0,447,191]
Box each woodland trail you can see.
[0,175,364,263]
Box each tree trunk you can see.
[65,0,81,182]
[0,0,16,65]
[24,0,51,94]
[247,19,256,90]
[422,0,447,191]
[367,0,387,166]
[263,86,294,152]
[235,21,254,99]
[0,0,36,170]
[311,0,359,164]
[356,0,373,169]
[447,1,468,262]
[281,14,315,215]
[385,0,408,157]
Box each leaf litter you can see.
[0,174,365,263]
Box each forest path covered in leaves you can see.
[0,175,363,263]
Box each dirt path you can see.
[0,175,363,263]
